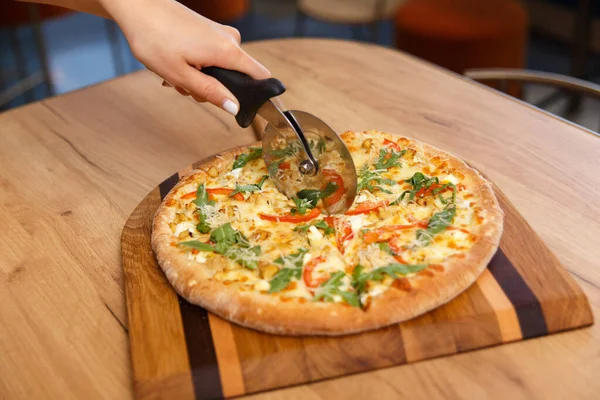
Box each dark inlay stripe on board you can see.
[488,249,548,339]
[159,172,180,200]
[179,299,223,400]
[158,173,223,400]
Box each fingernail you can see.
[223,99,239,116]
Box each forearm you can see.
[15,0,167,29]
[15,0,271,113]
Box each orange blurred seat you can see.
[1,3,73,104]
[395,0,528,95]
[178,0,250,23]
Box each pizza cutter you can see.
[203,67,357,214]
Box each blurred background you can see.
[1,0,599,132]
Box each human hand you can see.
[103,0,270,115]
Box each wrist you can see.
[99,0,159,22]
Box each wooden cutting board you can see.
[121,154,593,400]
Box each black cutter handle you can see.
[202,67,286,128]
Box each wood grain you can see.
[122,188,195,400]
[208,314,245,398]
[476,269,521,343]
[1,39,599,400]
[121,159,591,399]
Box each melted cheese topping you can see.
[165,131,490,307]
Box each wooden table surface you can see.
[1,39,599,399]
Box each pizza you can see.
[152,130,503,335]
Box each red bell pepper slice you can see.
[303,256,328,288]
[447,226,470,234]
[181,191,197,200]
[206,188,244,201]
[383,138,402,152]
[183,188,245,201]
[345,200,389,216]
[388,237,408,264]
[363,222,427,244]
[337,219,354,254]
[322,169,345,207]
[324,216,353,254]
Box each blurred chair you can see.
[296,0,407,42]
[566,0,594,112]
[178,0,250,23]
[1,2,124,108]
[525,0,596,113]
[465,68,600,133]
[0,3,71,105]
[395,0,528,97]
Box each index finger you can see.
[215,44,271,80]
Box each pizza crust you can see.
[152,134,503,336]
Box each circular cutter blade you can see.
[262,110,357,214]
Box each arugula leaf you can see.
[352,263,428,293]
[293,223,314,233]
[395,173,439,203]
[352,269,369,294]
[357,167,396,193]
[296,182,338,208]
[268,268,297,293]
[274,248,307,268]
[375,148,406,170]
[209,223,252,252]
[313,271,346,301]
[230,175,268,197]
[314,220,335,235]
[352,264,365,284]
[233,147,263,169]
[320,181,338,199]
[192,184,216,233]
[269,248,308,292]
[267,143,301,176]
[313,271,360,307]
[270,145,297,158]
[389,196,403,206]
[378,242,393,254]
[178,240,215,252]
[209,223,237,250]
[390,172,456,206]
[378,242,406,259]
[224,245,261,270]
[355,148,408,195]
[290,197,313,215]
[437,183,457,205]
[309,137,327,155]
[296,189,321,207]
[369,263,428,280]
[424,206,456,234]
[193,184,214,207]
[405,172,432,188]
[180,223,261,269]
[196,220,212,234]
[339,291,360,307]
[415,206,456,246]
[268,161,278,176]
[294,220,335,236]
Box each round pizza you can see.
[152,130,503,335]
